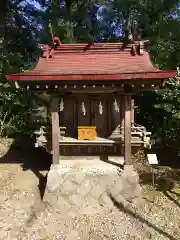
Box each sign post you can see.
[147,154,158,202]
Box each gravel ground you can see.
[0,139,180,239]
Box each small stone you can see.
[109,180,123,198]
[46,169,64,192]
[61,180,77,194]
[57,195,71,210]
[66,230,79,240]
[77,180,92,197]
[43,192,58,206]
[69,193,84,207]
[67,210,77,218]
[90,230,102,240]
[71,172,86,184]
[98,193,114,210]
[84,195,98,208]
[122,165,139,184]
[90,181,107,199]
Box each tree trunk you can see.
[64,0,75,42]
[0,0,8,42]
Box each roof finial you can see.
[48,36,61,58]
[53,36,61,48]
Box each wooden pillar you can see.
[131,98,134,126]
[121,96,124,128]
[51,96,60,165]
[124,95,132,165]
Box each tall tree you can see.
[0,0,43,137]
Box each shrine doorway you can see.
[59,94,124,139]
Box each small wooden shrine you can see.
[6,35,176,166]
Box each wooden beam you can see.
[124,95,132,165]
[51,96,60,165]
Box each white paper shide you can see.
[60,98,64,112]
[99,101,103,115]
[114,99,119,113]
[82,101,86,115]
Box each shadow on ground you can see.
[163,191,180,208]
[0,137,52,199]
[110,194,178,240]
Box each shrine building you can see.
[6,36,176,166]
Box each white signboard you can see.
[147,154,158,165]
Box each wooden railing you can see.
[109,123,152,148]
[34,126,66,148]
[34,123,152,149]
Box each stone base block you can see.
[45,165,65,192]
[109,165,141,205]
[43,163,141,212]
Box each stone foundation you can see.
[43,160,141,212]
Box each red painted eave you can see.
[6,71,176,81]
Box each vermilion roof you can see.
[6,41,176,81]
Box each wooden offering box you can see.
[78,126,97,140]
